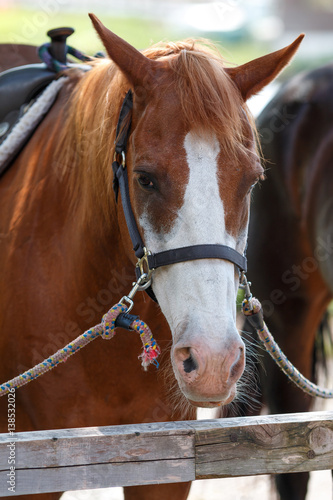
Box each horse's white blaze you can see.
[140,131,240,349]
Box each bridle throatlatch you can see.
[240,273,333,399]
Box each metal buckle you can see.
[239,271,253,309]
[136,247,154,283]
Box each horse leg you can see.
[274,472,308,500]
[1,493,62,500]
[266,349,312,500]
[267,371,310,500]
[124,482,191,500]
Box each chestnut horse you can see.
[0,14,302,500]
[245,62,333,499]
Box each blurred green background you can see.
[1,0,332,78]
[0,6,263,65]
[1,0,333,75]
[0,9,172,54]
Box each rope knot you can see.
[101,303,127,339]
[242,297,264,331]
[101,302,161,370]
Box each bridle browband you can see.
[112,90,247,302]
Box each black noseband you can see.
[144,245,246,274]
[112,90,247,303]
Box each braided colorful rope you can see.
[0,303,160,397]
[243,297,333,399]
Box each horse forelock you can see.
[143,39,258,156]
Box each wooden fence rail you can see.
[0,411,332,496]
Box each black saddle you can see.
[0,27,94,177]
[0,64,56,139]
[0,27,79,144]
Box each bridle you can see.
[112,90,247,304]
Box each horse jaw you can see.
[139,131,246,408]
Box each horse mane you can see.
[145,39,255,149]
[55,39,258,230]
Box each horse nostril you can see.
[230,347,245,381]
[183,354,198,373]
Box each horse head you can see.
[89,14,303,408]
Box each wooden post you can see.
[0,411,332,496]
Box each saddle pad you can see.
[0,77,66,177]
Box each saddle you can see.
[0,28,92,176]
[0,64,55,140]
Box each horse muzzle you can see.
[171,336,245,408]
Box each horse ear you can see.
[89,13,164,90]
[226,34,304,101]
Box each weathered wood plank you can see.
[0,460,195,496]
[0,421,195,496]
[0,421,194,469]
[0,411,332,496]
[195,411,333,478]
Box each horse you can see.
[0,13,303,500]
[0,43,39,72]
[244,61,333,500]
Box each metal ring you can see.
[113,151,126,167]
[119,295,134,313]
[136,247,154,282]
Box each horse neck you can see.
[15,80,133,301]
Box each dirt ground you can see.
[62,465,332,500]
[63,468,332,500]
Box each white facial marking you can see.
[139,131,240,347]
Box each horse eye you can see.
[137,174,155,190]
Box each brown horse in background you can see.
[0,44,39,72]
[245,62,333,500]
[0,14,302,500]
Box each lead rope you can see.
[240,273,333,399]
[1,271,332,399]
[0,275,160,397]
